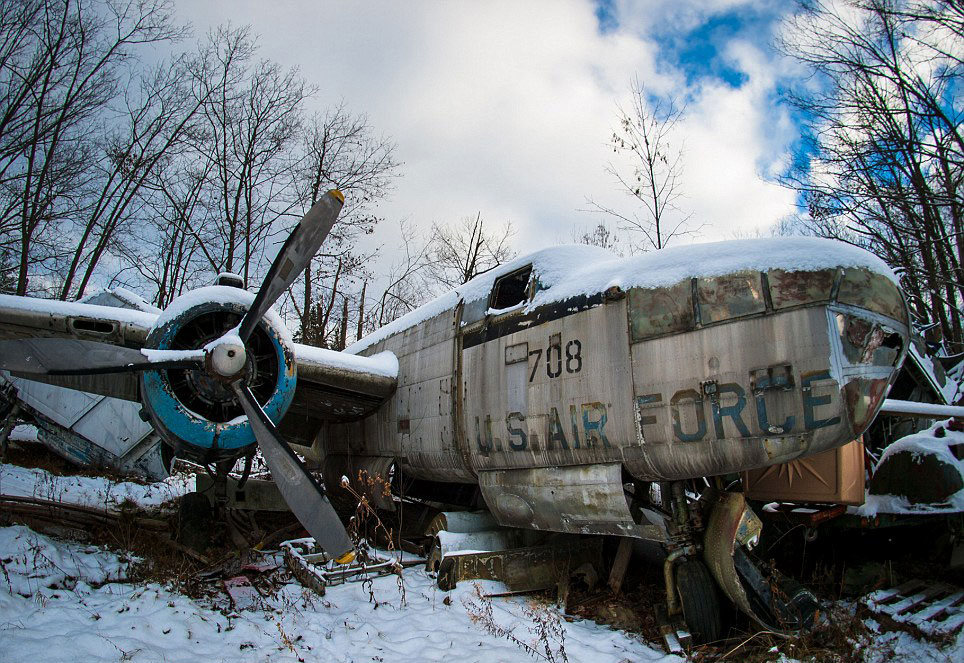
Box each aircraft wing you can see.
[0,293,398,419]
[289,344,398,423]
[0,293,157,401]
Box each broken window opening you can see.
[490,266,532,311]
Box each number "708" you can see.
[528,339,582,382]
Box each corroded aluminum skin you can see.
[335,264,909,490]
[325,304,469,482]
[627,304,866,479]
[0,293,155,347]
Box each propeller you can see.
[0,338,202,375]
[231,381,354,561]
[0,190,355,561]
[237,190,344,342]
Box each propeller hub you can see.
[205,333,247,378]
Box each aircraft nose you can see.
[829,267,910,434]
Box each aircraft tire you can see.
[676,559,723,645]
[176,491,214,552]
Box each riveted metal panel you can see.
[328,305,467,482]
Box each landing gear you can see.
[704,491,819,633]
[648,481,819,644]
[657,480,723,645]
[675,559,723,644]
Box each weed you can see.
[464,584,569,663]
[340,474,406,608]
[275,618,303,660]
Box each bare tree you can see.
[367,217,434,331]
[115,153,217,307]
[426,213,515,289]
[0,0,184,295]
[570,221,625,256]
[290,104,400,344]
[780,0,964,350]
[58,56,205,300]
[586,79,699,251]
[189,25,307,286]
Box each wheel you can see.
[176,491,214,551]
[676,559,723,644]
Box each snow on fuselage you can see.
[339,237,910,485]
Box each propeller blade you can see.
[237,190,344,342]
[230,381,355,562]
[0,338,202,376]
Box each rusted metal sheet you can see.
[435,536,603,593]
[428,529,527,573]
[767,268,836,310]
[628,279,694,342]
[704,492,819,633]
[743,438,866,505]
[837,267,908,324]
[478,463,664,539]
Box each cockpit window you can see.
[490,266,532,311]
[697,271,766,323]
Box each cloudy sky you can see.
[173,0,805,256]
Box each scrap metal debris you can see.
[282,537,403,596]
[223,575,263,611]
[865,579,964,637]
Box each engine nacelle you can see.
[139,286,297,462]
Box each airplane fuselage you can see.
[316,240,908,534]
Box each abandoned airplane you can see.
[0,190,919,641]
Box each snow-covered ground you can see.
[0,460,193,511]
[1,458,962,662]
[0,524,675,663]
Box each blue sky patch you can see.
[594,0,619,34]
[651,5,783,90]
[675,14,750,88]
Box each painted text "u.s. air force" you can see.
[475,403,610,453]
[636,370,840,443]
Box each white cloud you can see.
[173,0,800,258]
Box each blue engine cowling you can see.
[139,286,297,462]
